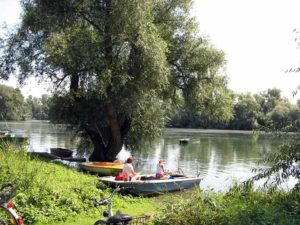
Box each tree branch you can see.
[78,11,104,33]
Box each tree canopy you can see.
[26,94,50,120]
[0,84,26,121]
[0,0,232,161]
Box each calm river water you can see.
[0,120,285,191]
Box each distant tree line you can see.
[168,87,300,131]
[25,94,50,120]
[1,84,300,131]
[0,84,50,121]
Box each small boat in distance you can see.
[50,148,73,158]
[0,129,28,143]
[99,174,202,196]
[179,138,190,144]
[79,162,123,176]
[0,129,15,137]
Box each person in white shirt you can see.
[122,157,141,181]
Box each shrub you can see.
[153,186,300,225]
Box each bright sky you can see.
[1,0,300,102]
[193,0,300,103]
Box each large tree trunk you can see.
[88,130,124,162]
[88,132,121,162]
[88,132,110,161]
[88,138,124,162]
[88,104,127,162]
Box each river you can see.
[0,120,286,191]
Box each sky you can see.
[192,0,300,103]
[1,0,300,102]
[0,0,49,97]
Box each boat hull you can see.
[50,148,73,157]
[99,175,202,196]
[79,162,123,176]
[179,138,190,144]
[0,136,28,144]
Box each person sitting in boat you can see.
[122,157,141,181]
[156,160,169,179]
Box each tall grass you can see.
[153,185,300,225]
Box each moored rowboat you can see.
[79,162,123,176]
[50,148,73,157]
[179,138,190,144]
[99,174,202,196]
[0,130,28,143]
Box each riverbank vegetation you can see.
[153,186,300,225]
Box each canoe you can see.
[79,162,123,176]
[99,174,202,196]
[50,148,73,157]
[27,152,86,162]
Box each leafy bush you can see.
[153,186,300,225]
[249,136,300,190]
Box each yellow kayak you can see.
[79,162,123,176]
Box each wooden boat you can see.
[79,162,123,176]
[27,151,86,162]
[50,148,73,157]
[99,174,202,196]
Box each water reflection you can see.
[0,121,75,152]
[120,130,282,191]
[1,122,284,191]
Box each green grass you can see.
[0,144,158,225]
[153,185,300,225]
[40,198,157,225]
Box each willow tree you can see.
[0,0,232,161]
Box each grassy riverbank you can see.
[0,145,157,225]
[1,145,299,225]
[153,186,300,225]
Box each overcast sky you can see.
[1,0,300,102]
